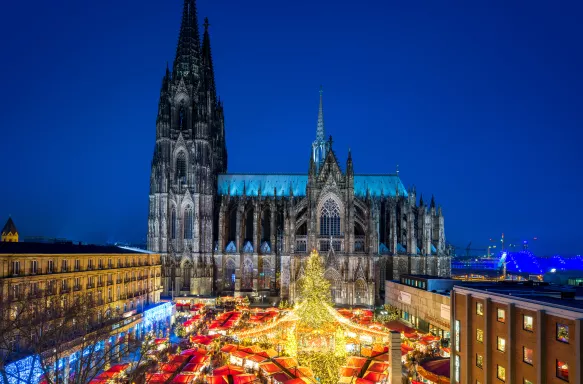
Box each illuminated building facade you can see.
[451,285,583,384]
[147,0,451,304]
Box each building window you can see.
[171,209,177,239]
[184,208,193,239]
[476,302,484,315]
[476,354,483,369]
[557,324,569,343]
[497,308,506,323]
[48,260,54,273]
[476,329,484,343]
[497,337,506,352]
[523,315,533,332]
[176,152,187,181]
[74,259,80,271]
[320,198,341,236]
[61,260,68,272]
[497,365,506,382]
[11,261,20,275]
[454,355,460,383]
[30,260,37,274]
[523,347,533,365]
[556,360,569,381]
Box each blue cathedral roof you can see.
[217,174,408,198]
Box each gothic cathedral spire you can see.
[174,0,201,77]
[312,86,329,172]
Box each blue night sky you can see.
[1,0,582,256]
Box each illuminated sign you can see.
[440,304,450,320]
[398,291,411,304]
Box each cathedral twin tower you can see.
[147,0,450,305]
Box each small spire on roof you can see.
[396,164,399,176]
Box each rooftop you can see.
[217,174,408,197]
[1,217,17,235]
[400,274,455,281]
[0,242,152,255]
[454,282,583,313]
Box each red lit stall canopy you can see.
[220,344,239,353]
[367,362,389,373]
[213,365,245,376]
[354,378,374,384]
[207,376,229,384]
[362,371,387,383]
[416,358,450,384]
[346,356,368,369]
[233,374,258,384]
[146,373,172,384]
[339,367,361,377]
[172,374,197,384]
[384,321,415,334]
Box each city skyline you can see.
[1,0,582,255]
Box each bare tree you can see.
[0,290,155,384]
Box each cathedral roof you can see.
[1,217,17,235]
[217,174,408,197]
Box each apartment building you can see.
[0,242,162,312]
[451,284,583,384]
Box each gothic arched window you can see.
[176,152,187,182]
[320,198,341,236]
[184,208,193,239]
[179,106,185,130]
[171,209,177,239]
[224,260,236,290]
[355,279,366,305]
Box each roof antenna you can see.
[396,164,399,176]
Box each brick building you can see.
[451,285,583,384]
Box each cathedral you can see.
[147,0,451,306]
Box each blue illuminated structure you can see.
[1,303,173,384]
[217,174,407,197]
[143,302,173,328]
[452,251,583,276]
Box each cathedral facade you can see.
[147,0,451,306]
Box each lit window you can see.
[557,324,569,343]
[523,315,533,332]
[476,302,484,315]
[454,320,460,352]
[556,360,569,381]
[476,329,484,343]
[476,354,483,369]
[523,347,533,365]
[454,355,460,383]
[497,337,506,352]
[497,365,506,382]
[497,308,506,323]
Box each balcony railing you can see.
[354,236,366,253]
[319,236,343,253]
[295,236,307,253]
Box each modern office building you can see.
[451,283,583,384]
[385,275,455,339]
